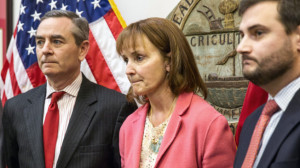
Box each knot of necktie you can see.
[51,91,65,104]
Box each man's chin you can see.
[242,65,257,73]
[243,70,259,82]
[43,71,58,78]
[243,72,267,86]
[242,70,255,79]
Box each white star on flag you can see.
[26,44,35,55]
[91,0,101,9]
[49,0,58,10]
[31,11,42,22]
[76,9,83,17]
[36,0,44,4]
[20,4,26,15]
[61,3,68,10]
[27,27,37,38]
[17,21,24,32]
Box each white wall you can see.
[114,0,180,25]
[13,0,180,29]
[13,0,21,31]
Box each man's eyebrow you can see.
[247,24,267,31]
[239,24,267,32]
[51,34,65,40]
[35,35,44,39]
[35,34,66,40]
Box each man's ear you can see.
[79,40,90,61]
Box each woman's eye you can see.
[136,55,144,61]
[123,57,128,64]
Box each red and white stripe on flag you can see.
[0,0,130,106]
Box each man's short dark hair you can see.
[40,10,89,46]
[239,0,300,34]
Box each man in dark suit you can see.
[2,10,136,168]
[234,0,300,167]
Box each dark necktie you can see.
[43,91,65,168]
[242,100,279,168]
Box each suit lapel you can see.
[154,92,192,168]
[23,85,46,168]
[56,76,97,168]
[258,89,300,167]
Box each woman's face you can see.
[121,35,170,98]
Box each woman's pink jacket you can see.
[119,92,236,168]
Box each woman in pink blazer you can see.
[116,17,236,168]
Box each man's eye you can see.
[53,40,62,45]
[255,30,264,37]
[36,40,44,46]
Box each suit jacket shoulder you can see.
[4,84,46,109]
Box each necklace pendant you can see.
[149,136,163,153]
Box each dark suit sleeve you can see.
[112,101,137,168]
[2,100,20,168]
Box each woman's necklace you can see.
[148,97,177,153]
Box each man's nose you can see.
[236,35,252,54]
[41,41,53,55]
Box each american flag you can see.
[0,0,130,105]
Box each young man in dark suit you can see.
[234,0,300,167]
[2,10,136,168]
